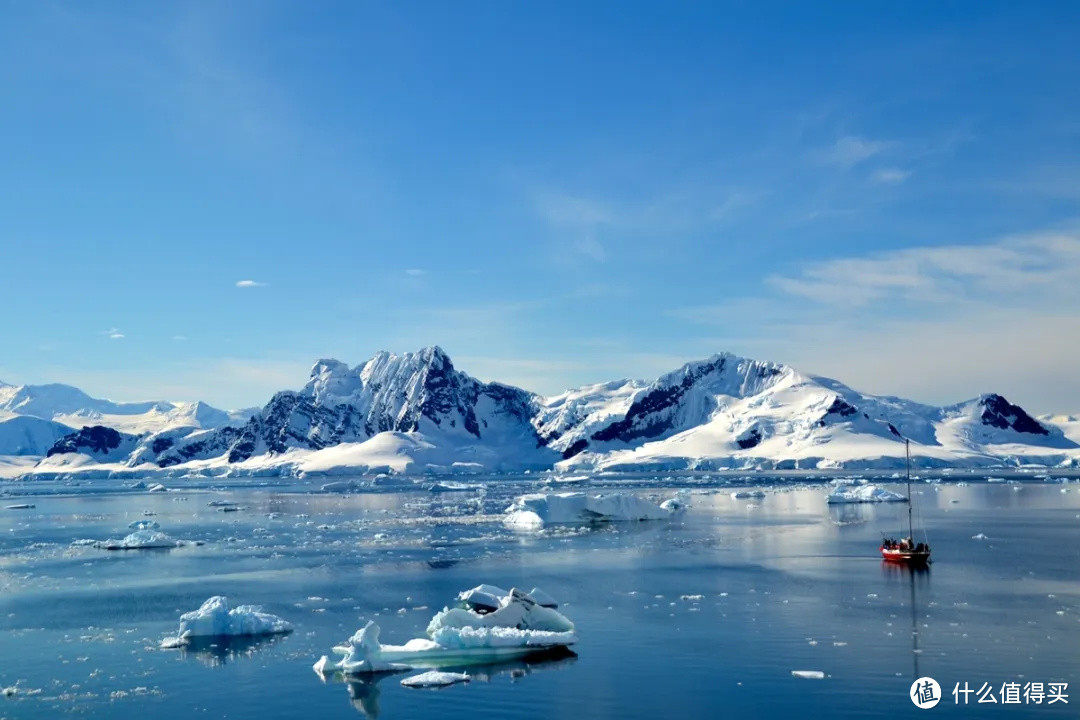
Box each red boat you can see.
[880,439,932,565]
[880,540,931,565]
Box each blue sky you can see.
[2,1,1079,412]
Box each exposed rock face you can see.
[47,425,131,457]
[123,346,548,465]
[977,394,1049,436]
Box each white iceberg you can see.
[731,490,766,499]
[400,671,470,688]
[826,485,907,504]
[96,528,182,550]
[792,670,826,679]
[162,596,292,647]
[314,587,577,675]
[504,492,680,528]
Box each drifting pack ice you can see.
[313,585,576,675]
[504,491,684,528]
[160,596,293,648]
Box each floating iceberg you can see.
[792,670,826,679]
[161,596,292,647]
[826,485,907,504]
[504,492,681,528]
[314,587,577,676]
[731,490,766,499]
[95,528,182,550]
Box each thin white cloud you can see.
[100,328,125,340]
[816,135,891,168]
[533,186,758,263]
[674,228,1080,412]
[766,230,1080,308]
[172,335,188,341]
[235,280,266,288]
[405,269,427,277]
[873,168,911,185]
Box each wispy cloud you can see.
[101,328,125,340]
[235,280,266,288]
[767,230,1080,308]
[673,228,1080,411]
[172,335,188,341]
[533,186,760,262]
[404,268,427,277]
[872,168,911,185]
[815,135,892,168]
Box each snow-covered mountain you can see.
[0,380,251,435]
[549,353,1077,472]
[42,347,556,475]
[16,347,1080,478]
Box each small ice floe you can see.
[731,490,766,499]
[161,596,292,648]
[680,595,704,601]
[321,480,364,493]
[314,586,576,676]
[660,495,688,512]
[971,533,990,541]
[147,483,168,493]
[94,526,185,550]
[547,474,587,485]
[425,481,482,493]
[791,670,826,679]
[503,492,683,529]
[826,485,906,504]
[5,503,35,510]
[208,500,238,508]
[401,671,470,688]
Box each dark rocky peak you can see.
[977,393,1048,436]
[47,425,132,457]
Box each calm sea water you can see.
[1,475,1078,718]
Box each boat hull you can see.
[880,547,931,564]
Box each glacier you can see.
[5,346,1080,478]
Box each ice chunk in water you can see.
[162,596,292,646]
[826,485,906,504]
[315,586,576,675]
[504,492,680,528]
[98,528,180,550]
[791,670,826,679]
[400,671,470,688]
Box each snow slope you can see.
[0,414,73,455]
[0,381,250,433]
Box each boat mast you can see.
[905,438,913,541]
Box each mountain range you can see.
[5,346,1080,478]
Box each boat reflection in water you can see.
[328,646,579,719]
[882,561,931,681]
